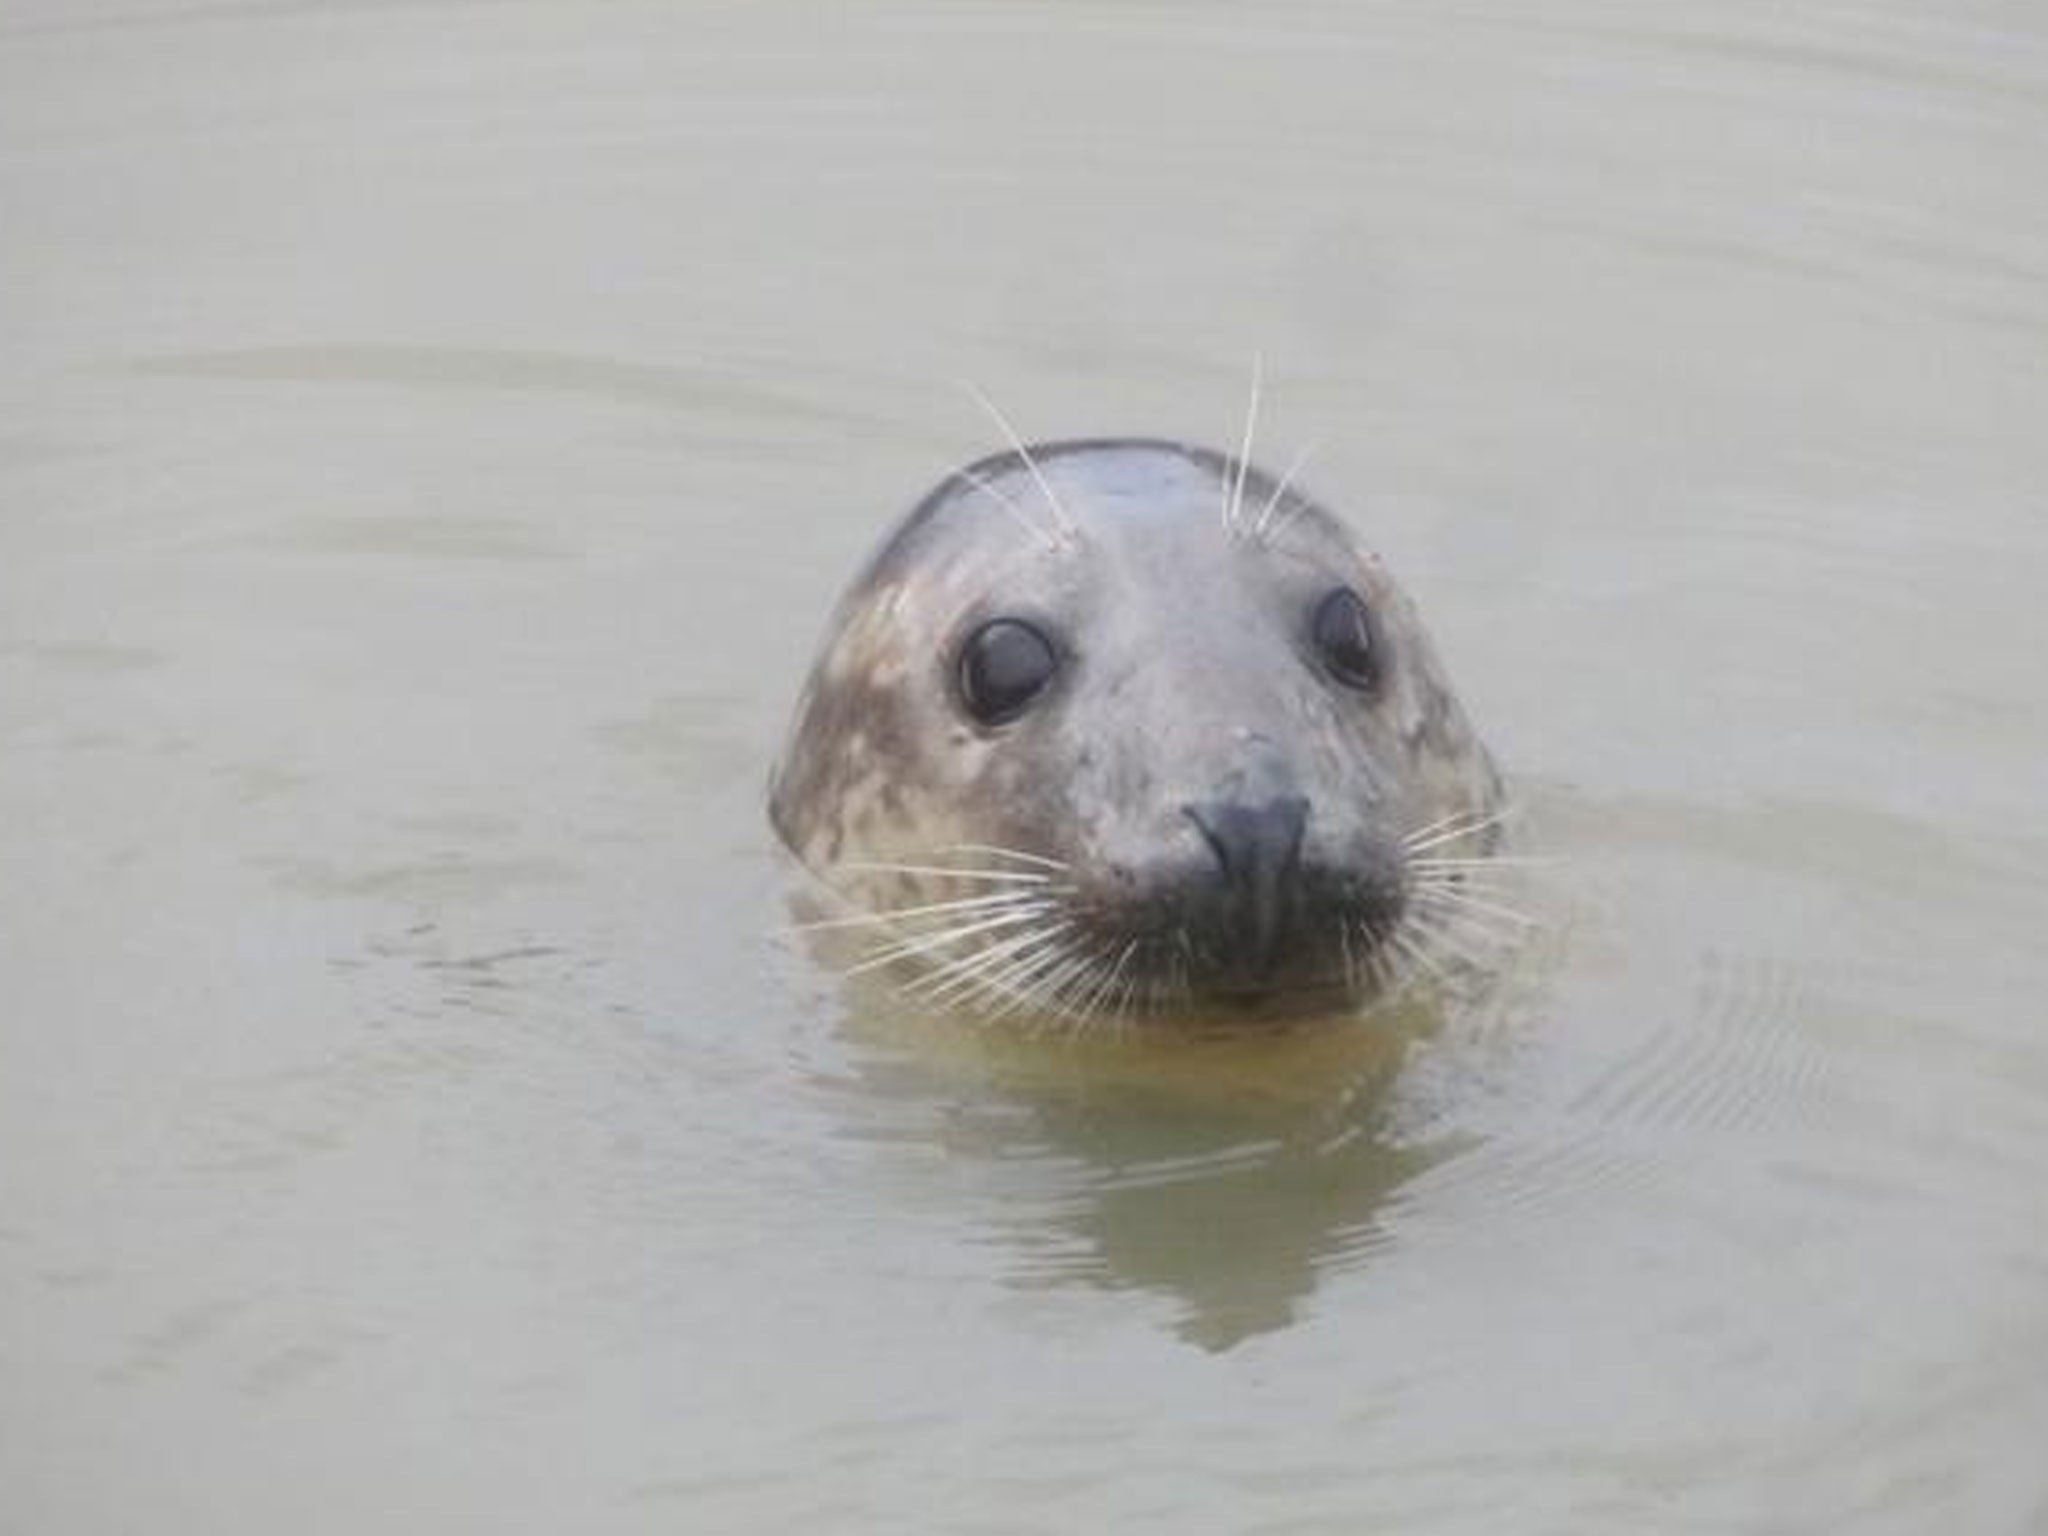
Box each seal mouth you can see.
[1129,924,1401,1016]
[1059,856,1409,1021]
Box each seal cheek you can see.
[954,741,1074,865]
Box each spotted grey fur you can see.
[770,439,1505,1025]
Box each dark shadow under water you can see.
[811,983,1479,1352]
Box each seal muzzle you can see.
[1184,795,1309,979]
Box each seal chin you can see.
[1194,978,1364,1025]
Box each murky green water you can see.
[4,1,2046,1530]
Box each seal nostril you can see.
[1183,796,1310,975]
[1185,797,1307,880]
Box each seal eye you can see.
[1311,587,1382,692]
[958,618,1059,725]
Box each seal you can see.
[770,438,1506,1026]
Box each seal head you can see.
[771,439,1502,1023]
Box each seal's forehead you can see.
[1037,440,1219,504]
[934,439,1351,551]
[851,438,1371,607]
[931,439,1226,539]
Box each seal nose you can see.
[1183,795,1310,977]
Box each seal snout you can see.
[1184,794,1310,979]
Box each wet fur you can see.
[771,438,1514,1028]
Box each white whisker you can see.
[1090,939,1139,1025]
[837,861,1051,885]
[1412,886,1540,930]
[1026,945,1104,1024]
[932,843,1071,871]
[1407,872,1533,918]
[1387,922,1449,985]
[846,904,1057,976]
[1043,938,1109,1025]
[1401,804,1479,847]
[1251,442,1318,541]
[971,930,1085,1016]
[1110,956,1141,1031]
[1403,907,1501,972]
[918,920,1072,1004]
[1406,854,1553,871]
[1067,937,1128,1021]
[1408,889,1529,944]
[1367,934,1404,998]
[1403,804,1517,855]
[1224,352,1263,538]
[954,464,1061,551]
[786,889,1050,934]
[1404,869,1539,913]
[960,380,1077,544]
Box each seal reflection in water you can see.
[770,439,1508,1028]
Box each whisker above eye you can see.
[1251,441,1319,543]
[959,380,1079,545]
[1223,352,1263,539]
[955,464,1063,552]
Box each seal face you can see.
[771,439,1504,1025]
